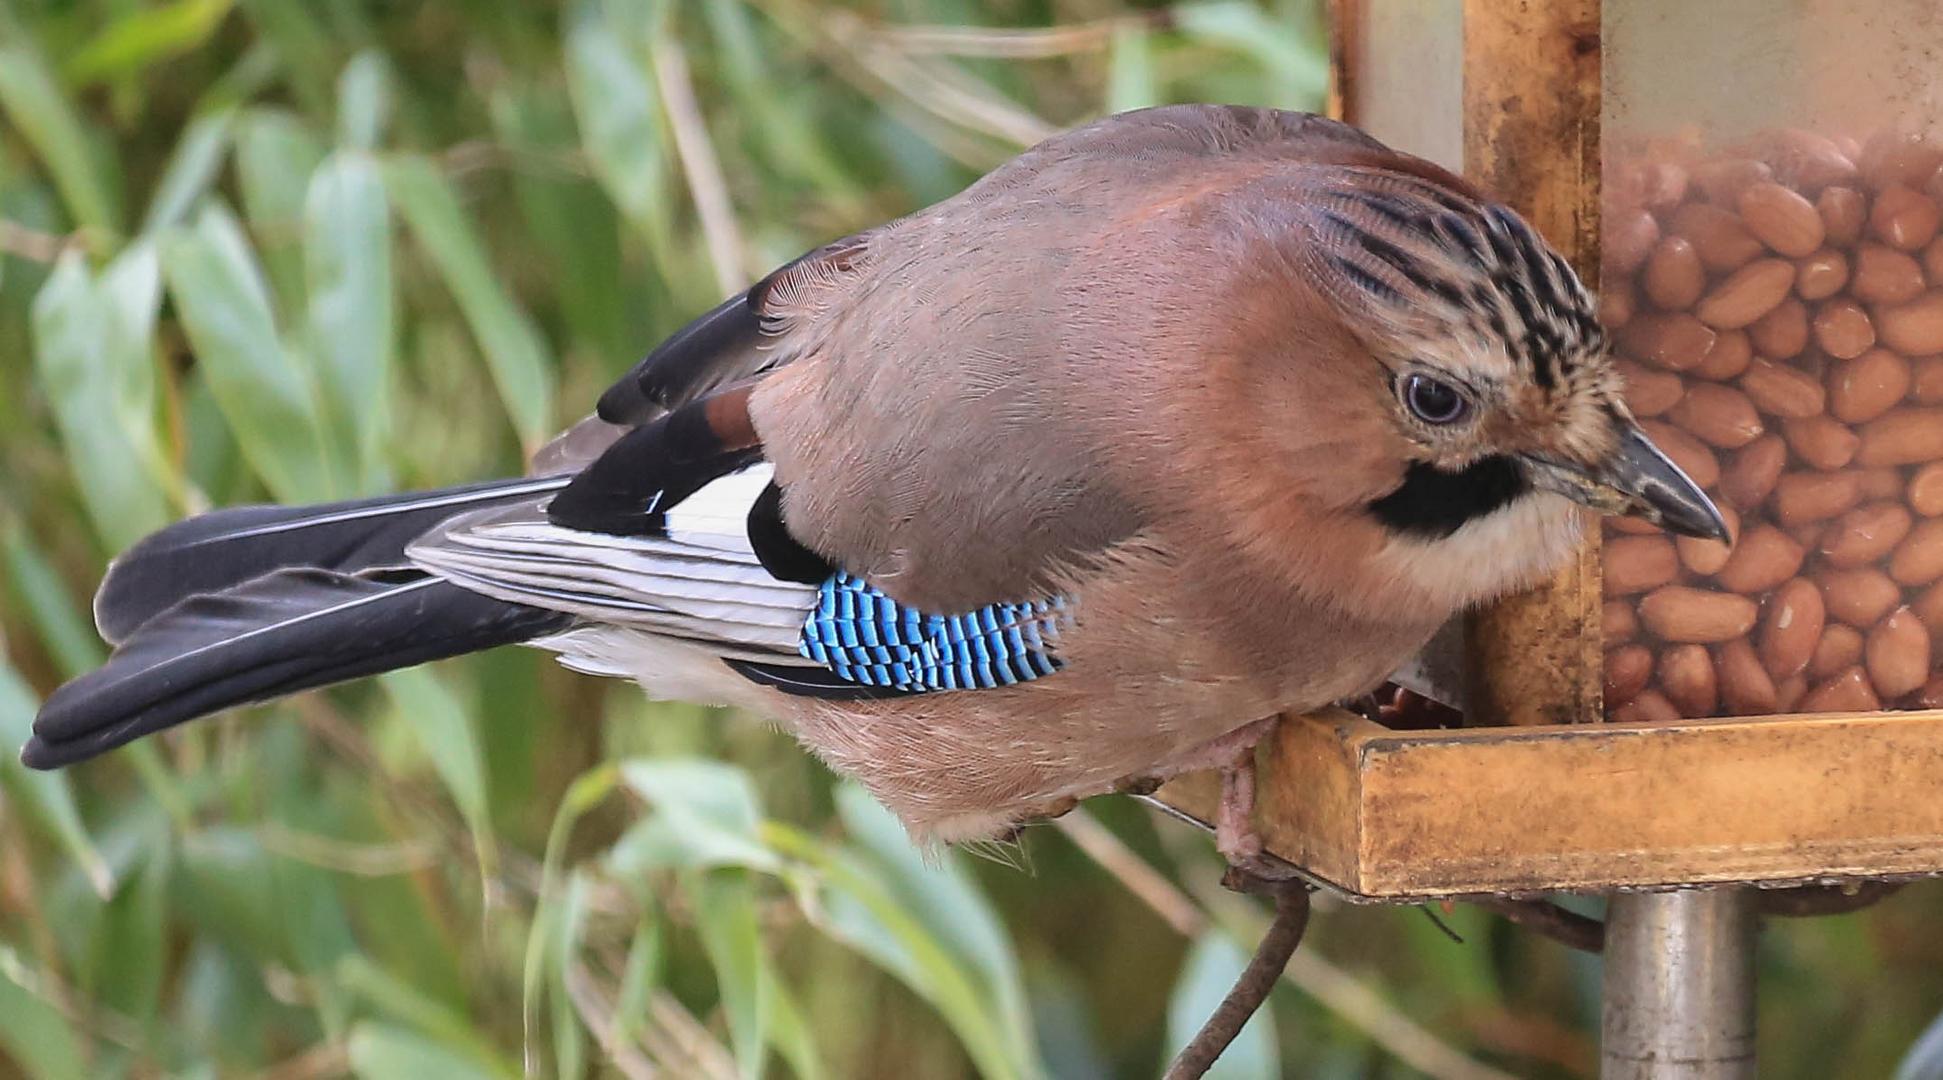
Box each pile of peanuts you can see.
[1602,127,1943,721]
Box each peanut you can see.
[1694,157,1773,204]
[1858,467,1905,500]
[1692,329,1754,381]
[1908,461,1943,515]
[1643,236,1706,310]
[1817,186,1867,246]
[1860,134,1943,192]
[1748,298,1809,360]
[1912,580,1943,652]
[1848,244,1925,304]
[1602,284,1636,329]
[1820,501,1913,568]
[1660,644,1719,717]
[1740,181,1825,257]
[1740,359,1827,418]
[1877,291,1943,354]
[1809,624,1865,680]
[1669,383,1765,448]
[1613,688,1683,724]
[1603,535,1680,596]
[1759,577,1826,680]
[1799,666,1882,712]
[1793,249,1848,301]
[1888,518,1943,586]
[1818,567,1902,626]
[1775,674,1810,711]
[1856,407,1943,466]
[1870,184,1942,250]
[1912,357,1943,405]
[1670,203,1764,271]
[1605,644,1654,705]
[1718,434,1787,509]
[1676,504,1740,575]
[1606,208,1661,275]
[1755,130,1857,192]
[1615,360,1685,417]
[1713,524,1804,593]
[1620,313,1717,371]
[1638,586,1759,643]
[1781,415,1859,470]
[1812,299,1876,359]
[1828,348,1911,424]
[1866,606,1932,698]
[1773,471,1862,526]
[1717,638,1779,716]
[1696,259,1797,329]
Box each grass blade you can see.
[0,27,122,232]
[383,155,555,448]
[304,150,394,489]
[162,201,339,502]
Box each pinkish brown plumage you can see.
[27,106,1725,854]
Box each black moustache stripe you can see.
[1367,455,1532,539]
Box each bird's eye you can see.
[1402,374,1469,425]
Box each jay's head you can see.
[1296,166,1730,547]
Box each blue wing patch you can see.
[800,573,1066,692]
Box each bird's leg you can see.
[1211,724,1299,884]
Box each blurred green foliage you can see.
[0,1,1938,1077]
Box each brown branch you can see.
[1163,882,1312,1080]
[1756,881,1906,918]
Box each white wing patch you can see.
[406,462,818,655]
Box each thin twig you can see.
[1472,897,1606,953]
[0,219,78,263]
[1165,883,1311,1080]
[871,12,1172,58]
[652,38,750,297]
[1756,881,1906,918]
[1057,809,1520,1080]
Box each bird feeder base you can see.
[1154,708,1943,901]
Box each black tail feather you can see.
[94,476,569,645]
[24,568,570,769]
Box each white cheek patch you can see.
[1368,492,1587,610]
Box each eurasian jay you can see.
[21,106,1725,867]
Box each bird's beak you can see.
[1521,424,1732,542]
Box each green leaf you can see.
[1175,2,1329,109]
[304,150,394,488]
[379,669,494,872]
[1107,23,1159,113]
[561,0,666,225]
[0,660,110,896]
[337,956,514,1076]
[836,785,1035,1058]
[0,31,122,232]
[383,155,554,447]
[689,872,771,1079]
[162,201,339,501]
[65,0,238,85]
[0,948,90,1079]
[524,764,620,1069]
[234,107,326,312]
[143,109,236,235]
[764,822,1032,1080]
[30,247,172,550]
[88,827,170,1026]
[346,1022,506,1080]
[2,525,104,678]
[1164,932,1278,1080]
[609,759,780,874]
[336,51,391,150]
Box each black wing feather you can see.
[25,569,570,769]
[95,476,569,645]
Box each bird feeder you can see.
[1154,1,1943,1074]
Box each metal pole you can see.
[1601,889,1757,1079]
